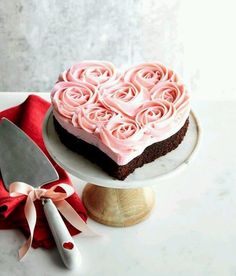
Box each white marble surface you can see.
[0,93,236,276]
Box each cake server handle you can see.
[42,198,81,270]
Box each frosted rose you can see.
[123,63,178,90]
[51,81,97,119]
[100,81,149,117]
[59,61,117,86]
[100,115,145,154]
[72,103,116,133]
[136,100,176,137]
[150,81,189,109]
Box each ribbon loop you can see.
[9,182,95,260]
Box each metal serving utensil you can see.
[0,118,81,269]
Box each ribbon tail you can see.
[19,194,37,260]
[55,200,98,236]
[19,237,32,261]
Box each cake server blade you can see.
[0,118,59,189]
[0,118,81,269]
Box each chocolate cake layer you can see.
[54,117,189,180]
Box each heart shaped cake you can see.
[51,61,190,180]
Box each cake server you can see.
[0,118,81,269]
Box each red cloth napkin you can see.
[0,95,87,249]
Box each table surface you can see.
[0,93,235,276]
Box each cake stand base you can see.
[82,183,155,227]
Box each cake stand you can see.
[43,109,201,227]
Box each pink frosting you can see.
[72,103,117,134]
[150,81,190,125]
[59,61,117,86]
[123,62,179,89]
[150,81,189,109]
[51,61,190,165]
[51,81,98,120]
[136,100,175,137]
[100,81,149,117]
[100,115,147,154]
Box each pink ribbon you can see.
[9,182,95,260]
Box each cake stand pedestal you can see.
[43,109,201,227]
[82,184,155,227]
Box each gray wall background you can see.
[0,0,183,92]
[0,0,235,100]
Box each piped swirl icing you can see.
[72,103,116,134]
[51,81,98,119]
[123,62,179,89]
[136,100,176,137]
[58,61,117,86]
[51,61,190,165]
[100,81,149,117]
[100,115,146,154]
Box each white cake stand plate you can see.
[43,109,201,227]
